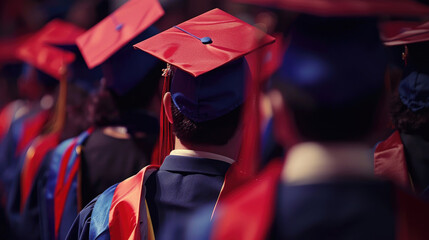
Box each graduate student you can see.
[39,0,165,239]
[183,1,429,240]
[4,19,102,240]
[375,20,429,199]
[66,8,274,240]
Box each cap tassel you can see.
[156,63,175,165]
[43,65,68,135]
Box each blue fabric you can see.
[0,106,43,203]
[89,184,117,240]
[65,155,230,240]
[399,72,429,112]
[147,155,230,239]
[171,57,248,122]
[276,16,386,106]
[102,26,161,96]
[6,148,54,240]
[43,138,73,240]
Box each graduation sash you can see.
[209,159,429,240]
[44,128,93,239]
[89,165,160,240]
[374,131,411,188]
[89,162,228,240]
[20,132,60,212]
[15,110,50,156]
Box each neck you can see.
[282,142,374,185]
[174,138,239,161]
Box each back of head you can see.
[273,15,387,142]
[170,58,248,146]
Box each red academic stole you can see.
[108,165,160,240]
[0,102,20,140]
[374,131,411,188]
[20,132,60,212]
[53,128,93,239]
[15,110,51,156]
[107,163,231,240]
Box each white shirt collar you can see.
[282,142,374,185]
[170,149,235,165]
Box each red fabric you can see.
[76,0,164,69]
[221,35,285,195]
[0,34,29,67]
[374,131,411,188]
[134,8,276,77]
[232,0,429,17]
[20,132,59,212]
[0,103,16,140]
[245,33,287,83]
[53,137,78,238]
[15,110,50,156]
[109,165,160,240]
[211,160,283,240]
[53,128,93,238]
[396,187,429,240]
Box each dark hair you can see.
[90,62,164,127]
[171,99,243,146]
[391,93,429,136]
[273,80,384,142]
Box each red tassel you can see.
[157,64,175,165]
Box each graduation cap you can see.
[49,44,102,93]
[381,20,429,46]
[275,15,387,106]
[76,0,164,95]
[379,20,429,112]
[16,19,83,81]
[134,8,275,168]
[232,0,429,17]
[134,8,275,121]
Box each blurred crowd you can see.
[1,0,429,239]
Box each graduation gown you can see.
[374,130,429,197]
[40,123,158,239]
[184,161,429,240]
[66,155,231,240]
[6,133,59,240]
[0,106,50,204]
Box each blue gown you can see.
[66,155,231,240]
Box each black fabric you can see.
[400,132,429,194]
[80,127,155,207]
[269,179,396,240]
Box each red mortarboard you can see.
[232,0,429,17]
[134,8,275,77]
[16,19,84,80]
[0,35,30,66]
[76,0,164,69]
[380,20,429,46]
